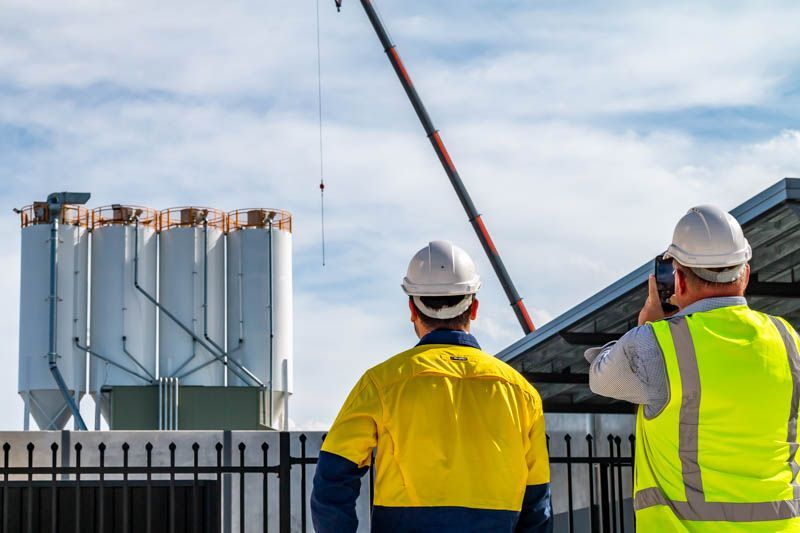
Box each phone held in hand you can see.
[654,256,679,313]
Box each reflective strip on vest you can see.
[634,315,800,522]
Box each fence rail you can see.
[0,431,634,533]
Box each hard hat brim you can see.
[662,243,752,269]
[401,278,482,297]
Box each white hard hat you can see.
[663,205,752,283]
[402,241,481,319]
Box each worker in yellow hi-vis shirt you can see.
[310,241,552,533]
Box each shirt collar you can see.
[676,296,748,317]
[416,329,481,349]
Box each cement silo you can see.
[158,208,226,386]
[18,201,89,430]
[227,209,293,429]
[88,206,158,426]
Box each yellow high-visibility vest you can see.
[635,306,800,532]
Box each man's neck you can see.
[416,325,470,339]
[680,291,745,310]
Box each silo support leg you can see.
[94,383,102,430]
[23,393,30,431]
[73,389,81,430]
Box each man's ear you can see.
[409,298,418,322]
[675,269,688,297]
[470,298,479,320]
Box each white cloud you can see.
[0,0,799,430]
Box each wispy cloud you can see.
[0,0,798,429]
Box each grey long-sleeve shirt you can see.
[584,296,748,418]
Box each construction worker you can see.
[586,205,800,531]
[311,241,552,532]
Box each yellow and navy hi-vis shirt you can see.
[310,329,552,533]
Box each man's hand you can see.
[638,275,672,326]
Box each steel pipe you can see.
[47,211,88,430]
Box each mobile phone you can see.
[654,256,678,313]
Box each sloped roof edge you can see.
[497,177,800,363]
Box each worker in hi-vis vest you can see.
[311,241,552,532]
[587,205,800,531]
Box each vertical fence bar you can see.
[628,435,635,486]
[606,436,616,533]
[238,443,246,533]
[564,435,574,533]
[122,443,130,533]
[98,443,106,533]
[50,443,58,533]
[192,443,200,533]
[586,435,597,533]
[74,443,82,532]
[299,435,307,533]
[25,443,33,533]
[599,463,610,533]
[629,435,636,532]
[215,443,223,533]
[614,436,625,533]
[2,443,9,533]
[262,443,269,533]
[223,432,232,533]
[278,433,290,533]
[145,443,153,533]
[169,443,177,533]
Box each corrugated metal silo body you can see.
[89,222,157,422]
[227,225,293,429]
[159,225,225,386]
[18,223,88,430]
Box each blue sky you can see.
[1,0,799,429]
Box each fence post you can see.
[279,432,291,533]
[599,463,611,533]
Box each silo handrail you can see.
[159,207,226,231]
[227,208,292,233]
[91,205,158,229]
[17,204,90,228]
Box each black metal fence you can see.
[547,434,635,533]
[0,432,633,533]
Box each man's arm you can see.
[585,275,670,408]
[585,326,663,405]
[311,452,369,533]
[516,484,552,533]
[311,373,382,533]
[516,389,552,533]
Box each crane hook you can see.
[335,0,342,12]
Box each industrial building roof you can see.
[498,177,800,413]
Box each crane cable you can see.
[316,0,327,266]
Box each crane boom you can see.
[336,0,535,334]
